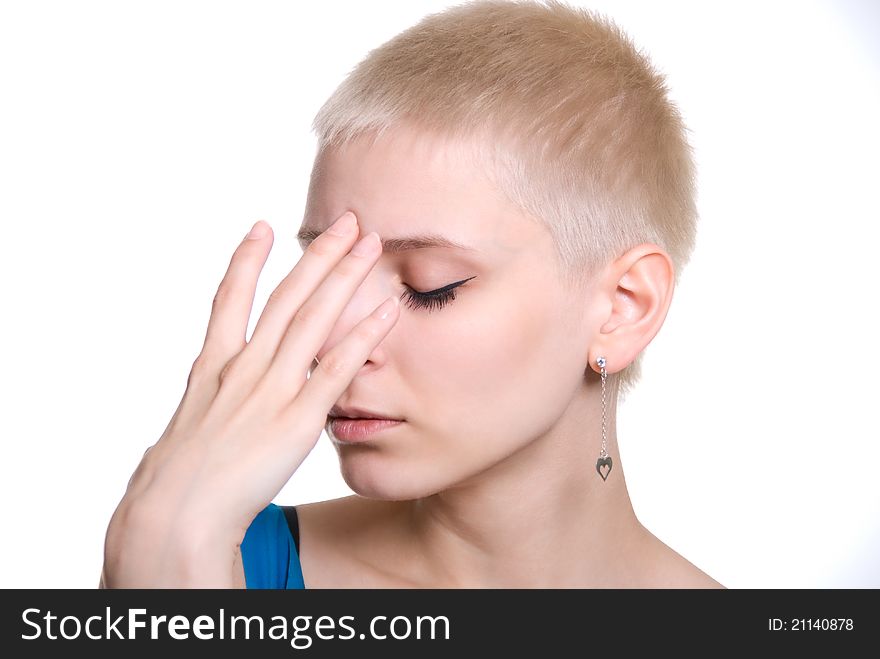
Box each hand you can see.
[101,211,399,587]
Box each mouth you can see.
[327,405,405,422]
[327,415,403,421]
[327,416,404,442]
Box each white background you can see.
[1,0,878,588]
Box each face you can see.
[301,125,594,500]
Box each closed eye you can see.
[401,276,477,313]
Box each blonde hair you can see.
[311,0,698,400]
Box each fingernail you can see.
[352,231,380,256]
[246,221,268,240]
[374,295,400,320]
[327,212,357,236]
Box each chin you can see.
[337,453,448,501]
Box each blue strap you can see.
[240,503,306,589]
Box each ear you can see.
[589,244,675,375]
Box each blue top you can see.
[240,503,305,589]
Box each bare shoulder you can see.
[662,557,726,589]
[294,495,414,588]
[295,499,727,589]
[638,527,726,589]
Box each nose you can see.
[312,270,396,365]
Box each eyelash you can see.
[401,276,476,313]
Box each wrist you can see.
[103,498,237,588]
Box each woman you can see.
[101,0,724,589]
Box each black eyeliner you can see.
[400,276,477,312]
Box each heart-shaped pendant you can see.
[596,456,613,481]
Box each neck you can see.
[403,388,649,588]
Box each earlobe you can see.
[591,244,675,373]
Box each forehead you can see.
[302,126,548,259]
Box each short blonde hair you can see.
[311,0,698,400]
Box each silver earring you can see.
[595,356,612,481]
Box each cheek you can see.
[408,283,570,415]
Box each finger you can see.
[177,221,273,429]
[278,295,401,429]
[256,229,385,403]
[199,220,274,371]
[239,211,360,374]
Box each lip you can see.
[328,417,404,442]
[328,404,404,421]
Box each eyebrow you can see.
[297,227,480,254]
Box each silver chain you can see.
[597,356,607,459]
